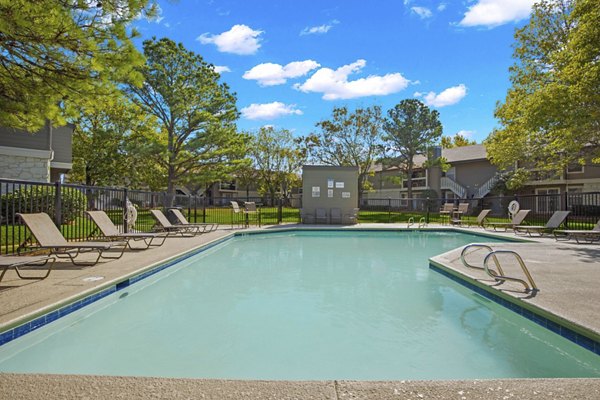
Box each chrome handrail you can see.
[484,250,539,293]
[460,244,504,277]
[418,217,427,228]
[407,217,414,228]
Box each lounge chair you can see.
[461,209,491,228]
[149,209,200,236]
[330,208,342,224]
[485,209,531,232]
[514,210,571,237]
[86,210,168,249]
[244,202,260,227]
[300,208,314,224]
[0,255,56,283]
[230,201,245,228]
[168,208,218,232]
[16,213,126,266]
[343,208,359,225]
[450,202,470,225]
[439,203,454,225]
[315,208,328,224]
[554,219,600,243]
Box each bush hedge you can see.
[1,186,87,224]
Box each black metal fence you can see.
[0,179,294,255]
[2,177,599,254]
[360,191,600,228]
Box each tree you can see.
[487,0,599,183]
[382,99,443,200]
[127,37,245,202]
[0,0,153,131]
[305,106,383,202]
[249,127,305,205]
[441,133,476,148]
[70,96,165,190]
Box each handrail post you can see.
[426,196,430,224]
[388,197,391,223]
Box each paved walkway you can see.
[1,224,600,399]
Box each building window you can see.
[567,164,584,174]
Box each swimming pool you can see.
[1,230,599,379]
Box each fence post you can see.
[563,191,569,228]
[188,194,192,222]
[54,181,62,227]
[202,197,207,223]
[193,196,198,223]
[388,197,391,223]
[278,198,283,224]
[426,196,430,224]
[123,188,129,234]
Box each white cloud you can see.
[197,24,263,55]
[294,60,411,100]
[437,3,447,12]
[459,0,536,28]
[214,65,231,73]
[243,60,320,86]
[241,102,303,120]
[411,6,433,19]
[417,84,468,107]
[300,20,340,36]
[456,130,475,138]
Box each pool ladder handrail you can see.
[407,217,427,228]
[460,244,539,293]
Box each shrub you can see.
[1,186,87,224]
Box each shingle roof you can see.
[441,144,487,163]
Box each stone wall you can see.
[0,154,50,182]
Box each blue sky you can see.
[134,0,537,143]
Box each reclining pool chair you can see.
[485,210,530,232]
[149,209,200,236]
[169,208,218,233]
[244,202,260,227]
[461,209,491,228]
[514,210,571,237]
[554,219,600,243]
[315,208,328,224]
[16,213,126,266]
[0,255,56,283]
[450,202,470,225]
[86,210,168,249]
[330,208,342,224]
[439,203,455,225]
[230,201,245,228]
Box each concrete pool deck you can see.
[1,224,600,399]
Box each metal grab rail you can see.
[460,244,505,277]
[484,250,539,293]
[407,217,427,228]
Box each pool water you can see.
[1,230,599,379]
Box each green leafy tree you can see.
[382,99,443,201]
[127,37,244,203]
[0,0,154,131]
[70,96,165,190]
[441,133,476,148]
[487,0,600,173]
[249,127,305,205]
[305,105,383,202]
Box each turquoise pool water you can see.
[1,230,599,379]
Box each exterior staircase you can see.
[475,175,499,199]
[441,176,467,198]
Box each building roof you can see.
[441,144,487,163]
